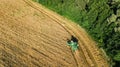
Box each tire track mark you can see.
[22,0,91,66]
[23,0,109,66]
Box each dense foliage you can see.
[35,0,120,66]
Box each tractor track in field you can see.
[23,0,92,67]
[23,0,109,67]
[0,0,109,67]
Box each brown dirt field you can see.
[0,0,110,67]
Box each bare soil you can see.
[0,0,109,67]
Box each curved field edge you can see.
[25,0,110,66]
[35,0,120,66]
